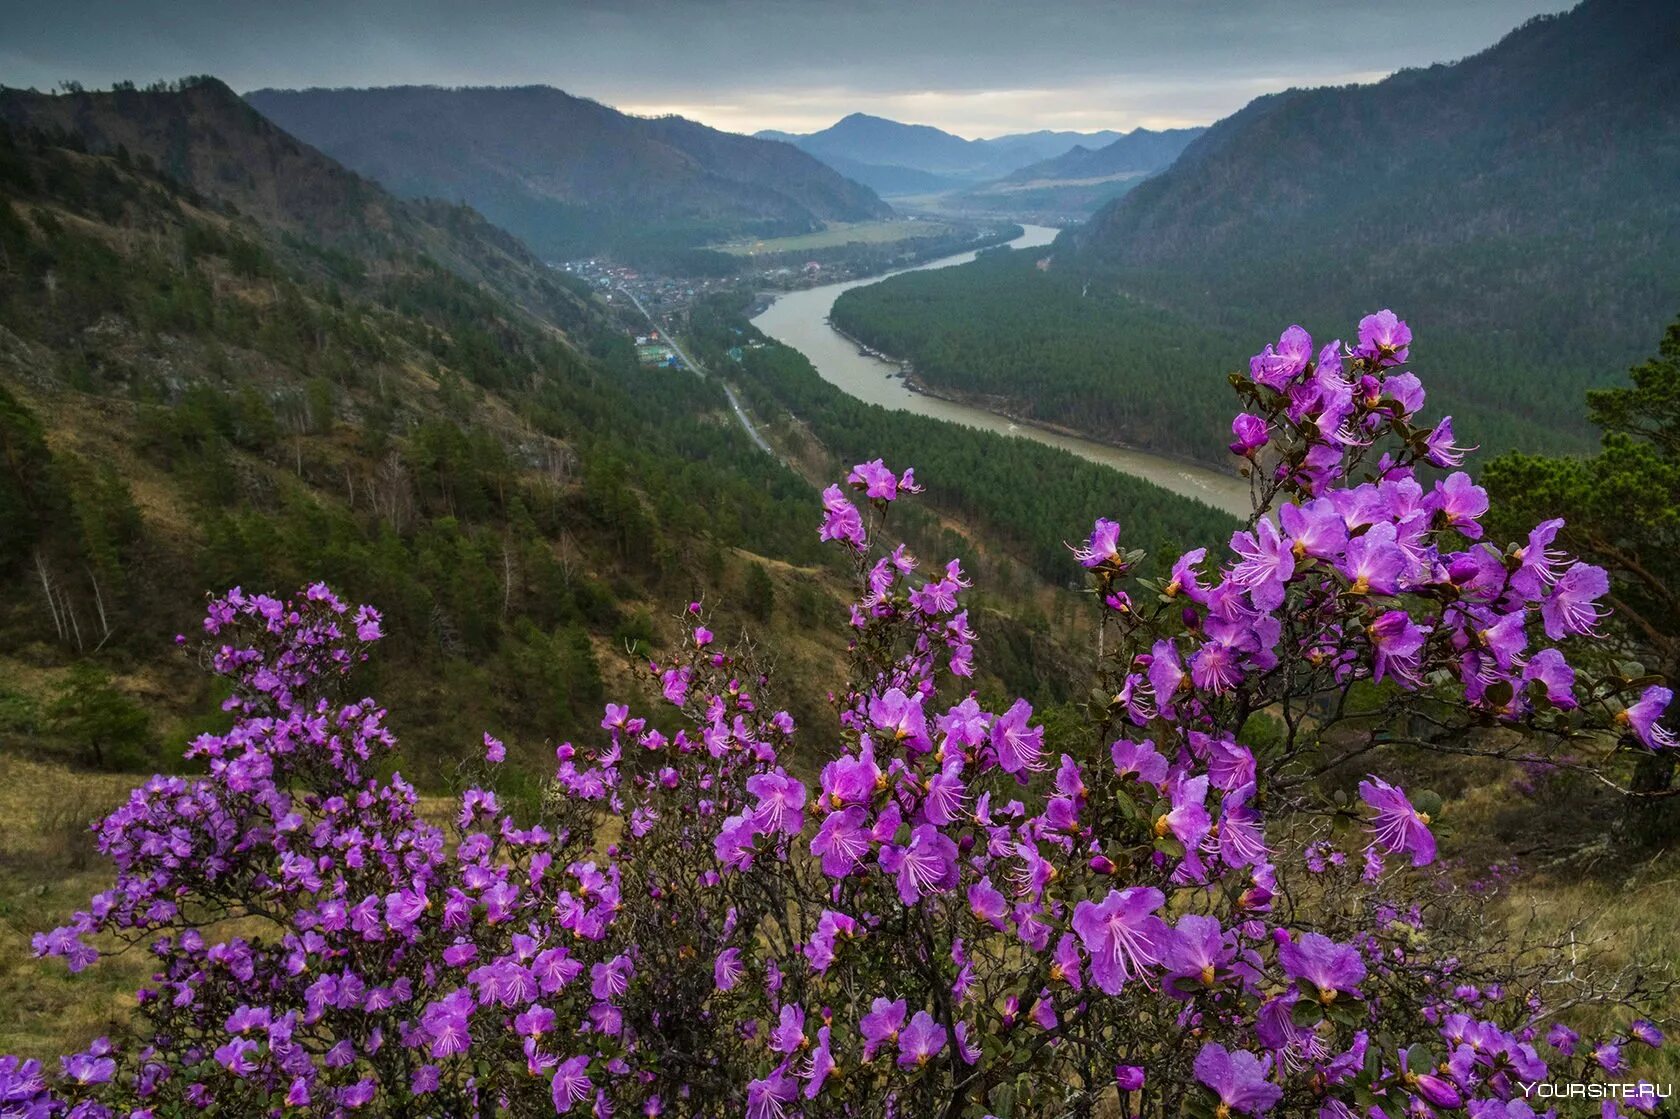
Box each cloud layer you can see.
[0,0,1573,137]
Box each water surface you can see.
[750,225,1252,518]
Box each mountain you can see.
[0,79,857,773]
[994,127,1206,185]
[0,78,600,332]
[775,151,971,198]
[833,0,1680,463]
[0,79,1180,793]
[244,85,891,259]
[943,126,1205,216]
[756,113,1126,192]
[1066,0,1680,441]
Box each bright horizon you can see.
[1,0,1575,140]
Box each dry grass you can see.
[0,754,150,1059]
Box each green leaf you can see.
[1405,1043,1436,1073]
[1291,999,1325,1028]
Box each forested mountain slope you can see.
[836,0,1680,462]
[0,79,600,332]
[0,102,846,774]
[0,84,1225,783]
[946,126,1205,215]
[991,127,1204,185]
[245,85,891,259]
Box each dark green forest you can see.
[687,294,1239,581]
[834,0,1678,466]
[831,246,1248,465]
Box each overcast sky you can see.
[1,0,1574,138]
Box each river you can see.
[749,225,1253,519]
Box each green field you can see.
[709,219,953,255]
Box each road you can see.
[617,286,776,458]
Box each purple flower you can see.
[860,997,908,1059]
[1414,1073,1464,1110]
[1541,563,1609,639]
[1167,547,1211,603]
[1073,518,1124,569]
[1278,931,1367,1003]
[879,824,959,906]
[804,1026,836,1099]
[1111,738,1168,785]
[1116,1065,1147,1092]
[897,1011,948,1068]
[1430,472,1490,539]
[1194,1042,1283,1115]
[1280,498,1348,562]
[869,687,930,752]
[1359,776,1437,866]
[770,1005,807,1054]
[1071,887,1167,995]
[848,458,900,500]
[1148,639,1186,713]
[1229,518,1294,610]
[1594,1040,1627,1074]
[714,947,744,991]
[1522,648,1578,709]
[1159,773,1211,850]
[1424,416,1472,467]
[1230,413,1270,457]
[1354,309,1411,366]
[968,877,1009,930]
[1368,609,1427,686]
[746,769,807,836]
[805,909,857,972]
[483,733,505,763]
[1162,914,1233,996]
[1337,522,1406,595]
[1052,932,1084,991]
[990,698,1046,774]
[819,485,866,550]
[61,1049,117,1085]
[810,806,870,877]
[1621,686,1677,750]
[550,1056,592,1114]
[1631,1020,1664,1048]
[1251,325,1314,390]
[745,1066,797,1119]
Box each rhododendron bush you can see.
[7,312,1677,1118]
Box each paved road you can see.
[618,287,776,457]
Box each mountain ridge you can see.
[245,85,891,258]
[831,0,1680,463]
[0,77,601,334]
[756,112,1131,190]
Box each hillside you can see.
[0,91,853,778]
[0,79,600,333]
[758,113,1124,191]
[244,85,892,259]
[945,126,1205,216]
[994,126,1204,185]
[1,83,1223,797]
[835,0,1680,462]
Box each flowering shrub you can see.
[5,312,1676,1118]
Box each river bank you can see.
[749,226,1253,519]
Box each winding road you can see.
[618,286,776,458]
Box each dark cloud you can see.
[0,0,1574,135]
